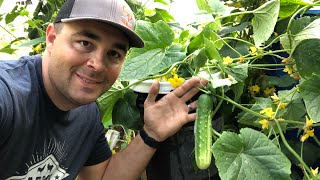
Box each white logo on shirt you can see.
[6,154,69,180]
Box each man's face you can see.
[44,21,129,109]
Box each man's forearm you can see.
[102,133,157,180]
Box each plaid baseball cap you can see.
[54,0,144,48]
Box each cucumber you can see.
[195,94,213,170]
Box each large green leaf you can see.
[120,44,185,81]
[97,89,122,128]
[279,0,313,18]
[18,36,46,47]
[134,20,174,50]
[299,75,320,123]
[112,90,142,131]
[292,39,320,79]
[212,128,291,180]
[252,0,280,47]
[281,18,320,53]
[119,20,185,81]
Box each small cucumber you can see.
[195,94,213,170]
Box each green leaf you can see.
[119,20,185,81]
[225,63,248,82]
[0,45,16,54]
[120,44,185,81]
[279,4,299,18]
[280,0,313,6]
[0,0,3,8]
[283,100,305,123]
[281,18,320,53]
[154,0,169,5]
[196,0,213,14]
[112,90,142,131]
[191,48,207,68]
[5,6,19,24]
[293,39,320,79]
[279,0,314,18]
[282,140,320,167]
[18,36,46,47]
[204,38,222,61]
[134,20,174,49]
[97,90,122,128]
[156,9,175,22]
[207,0,227,15]
[252,0,280,47]
[265,75,297,88]
[213,128,291,180]
[299,75,320,123]
[219,39,250,58]
[238,97,272,127]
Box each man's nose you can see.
[86,53,106,71]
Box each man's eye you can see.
[80,41,90,47]
[109,50,120,59]
[106,50,123,64]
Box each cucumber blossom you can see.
[195,94,213,170]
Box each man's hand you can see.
[143,77,208,142]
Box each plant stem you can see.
[212,128,221,138]
[312,136,320,147]
[0,25,22,43]
[215,11,253,21]
[274,119,313,176]
[212,94,267,119]
[249,63,286,68]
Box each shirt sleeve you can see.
[84,117,112,166]
[0,79,14,146]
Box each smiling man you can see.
[0,0,207,179]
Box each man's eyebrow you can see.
[72,30,129,52]
[114,43,129,53]
[73,31,101,41]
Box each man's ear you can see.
[46,24,57,52]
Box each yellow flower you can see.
[223,56,233,65]
[248,85,260,96]
[311,167,319,176]
[168,74,184,88]
[33,43,43,54]
[281,58,289,63]
[260,108,275,119]
[290,73,301,80]
[283,66,293,75]
[264,87,276,96]
[259,119,269,129]
[271,93,279,103]
[300,129,314,142]
[238,56,245,63]
[305,116,314,129]
[278,103,288,110]
[171,67,177,75]
[249,46,258,56]
[112,150,116,154]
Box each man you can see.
[0,0,207,179]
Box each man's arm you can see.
[78,133,155,180]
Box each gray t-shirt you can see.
[0,55,111,180]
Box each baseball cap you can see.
[54,0,144,48]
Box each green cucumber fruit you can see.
[195,94,213,170]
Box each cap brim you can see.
[61,17,144,48]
